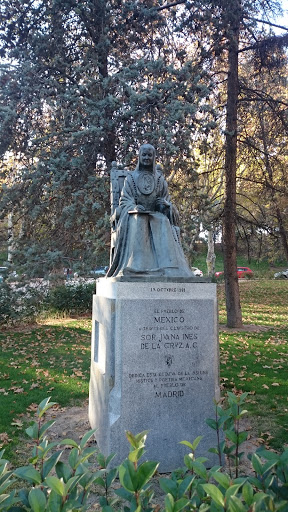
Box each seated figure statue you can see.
[107,144,193,278]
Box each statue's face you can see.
[139,147,154,168]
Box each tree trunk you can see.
[223,2,243,328]
[259,116,288,263]
[206,229,216,277]
[7,212,14,264]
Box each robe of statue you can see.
[107,166,192,278]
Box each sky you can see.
[275,0,288,30]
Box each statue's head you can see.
[138,144,156,172]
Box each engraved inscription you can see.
[124,300,212,399]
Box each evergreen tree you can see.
[0,0,214,275]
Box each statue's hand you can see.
[155,198,171,215]
[111,206,121,225]
[134,204,146,212]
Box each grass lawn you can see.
[0,318,91,462]
[218,280,288,451]
[0,280,287,463]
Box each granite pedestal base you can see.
[88,278,220,472]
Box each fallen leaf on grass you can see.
[11,420,24,428]
[27,403,38,412]
[271,382,280,386]
[0,433,12,446]
[30,382,40,389]
[262,384,269,389]
[12,387,24,394]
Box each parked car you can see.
[274,269,288,279]
[215,267,253,279]
[237,266,253,278]
[191,267,203,277]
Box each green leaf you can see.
[191,461,207,480]
[212,471,230,489]
[125,430,148,449]
[228,495,246,512]
[28,488,47,512]
[251,453,264,476]
[0,491,17,509]
[47,489,62,511]
[174,497,190,512]
[37,397,58,418]
[80,470,102,489]
[58,439,79,449]
[206,418,218,430]
[25,424,39,440]
[280,449,288,463]
[79,429,97,449]
[64,474,81,494]
[225,484,242,501]
[114,487,133,501]
[256,449,280,462]
[45,476,65,496]
[202,483,225,507]
[242,481,254,506]
[252,491,269,503]
[165,493,174,512]
[15,467,42,485]
[106,467,118,487]
[42,451,63,479]
[136,461,158,489]
[178,475,194,497]
[106,452,116,466]
[93,476,105,488]
[97,452,106,468]
[159,478,178,499]
[179,440,194,450]
[68,448,79,469]
[75,446,97,467]
[55,461,72,482]
[118,459,138,493]
[128,447,145,463]
[39,420,56,440]
[238,409,248,418]
[225,430,238,444]
[237,431,248,444]
[180,436,203,451]
[101,506,115,512]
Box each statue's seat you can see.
[110,162,132,265]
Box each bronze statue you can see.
[107,144,192,278]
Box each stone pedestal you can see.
[89,278,220,472]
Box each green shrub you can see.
[46,282,95,315]
[0,282,48,326]
[1,393,288,511]
[0,283,13,324]
[0,280,95,325]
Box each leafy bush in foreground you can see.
[0,394,287,511]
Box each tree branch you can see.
[157,1,187,12]
[243,15,288,32]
